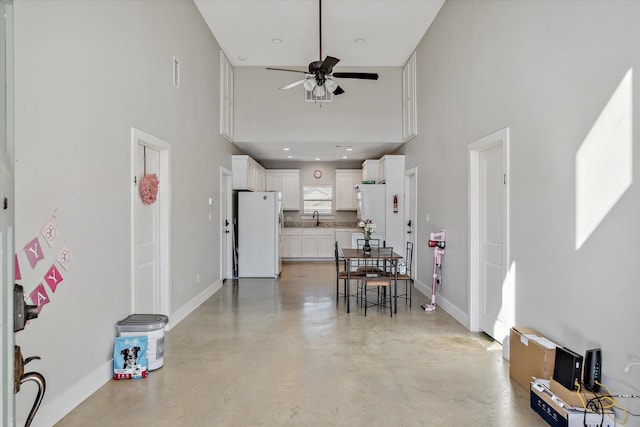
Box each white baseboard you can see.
[30,359,113,427]
[166,279,223,331]
[413,279,469,328]
[32,279,223,426]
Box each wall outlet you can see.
[196,274,200,284]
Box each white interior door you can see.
[469,128,511,353]
[478,145,505,340]
[1,3,14,422]
[131,128,171,316]
[134,145,160,313]
[221,168,233,280]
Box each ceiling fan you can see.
[266,0,379,97]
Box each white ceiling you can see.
[194,0,445,162]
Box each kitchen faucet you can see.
[313,210,320,227]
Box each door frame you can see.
[404,167,417,273]
[220,167,233,280]
[130,128,171,316]
[468,127,510,334]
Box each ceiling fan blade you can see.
[320,56,340,73]
[333,86,345,96]
[266,67,308,74]
[280,79,307,90]
[332,72,379,80]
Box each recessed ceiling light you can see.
[315,158,320,161]
[272,38,282,44]
[342,156,348,159]
[238,56,247,61]
[287,155,293,159]
[354,38,366,44]
[346,147,353,151]
[283,147,290,151]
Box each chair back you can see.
[364,247,393,275]
[405,242,414,278]
[356,238,380,249]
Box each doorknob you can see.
[225,230,230,234]
[407,231,411,234]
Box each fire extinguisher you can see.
[393,194,398,214]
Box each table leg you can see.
[394,260,398,313]
[346,258,351,313]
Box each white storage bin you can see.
[116,314,168,371]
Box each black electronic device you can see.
[14,284,39,332]
[583,348,602,392]
[553,346,583,391]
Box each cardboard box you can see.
[510,326,557,390]
[530,382,614,427]
[549,378,599,408]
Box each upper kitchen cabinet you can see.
[378,155,405,184]
[362,159,379,183]
[335,169,361,210]
[265,169,300,210]
[220,51,234,141]
[402,52,417,142]
[232,155,265,191]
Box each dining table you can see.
[341,247,404,314]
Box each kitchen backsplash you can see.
[283,220,360,229]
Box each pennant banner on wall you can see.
[24,237,44,269]
[57,246,71,270]
[44,264,64,293]
[15,254,22,280]
[40,215,58,247]
[29,283,50,314]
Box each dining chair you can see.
[392,241,414,307]
[356,239,382,273]
[361,247,394,317]
[334,241,363,305]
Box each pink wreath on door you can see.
[139,173,159,205]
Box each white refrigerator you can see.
[238,191,282,278]
[354,184,386,247]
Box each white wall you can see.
[234,66,403,144]
[396,0,640,412]
[13,1,233,424]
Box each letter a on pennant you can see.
[29,283,50,314]
[24,237,44,268]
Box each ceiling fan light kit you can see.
[266,0,378,100]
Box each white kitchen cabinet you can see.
[220,51,234,141]
[402,51,417,142]
[362,159,379,183]
[265,169,300,210]
[377,155,405,185]
[302,236,318,258]
[335,169,361,210]
[281,228,334,259]
[318,235,335,257]
[281,229,303,258]
[232,155,265,191]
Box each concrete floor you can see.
[56,262,545,426]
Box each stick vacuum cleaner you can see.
[421,229,445,312]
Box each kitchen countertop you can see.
[283,222,360,229]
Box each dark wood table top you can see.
[341,248,403,260]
